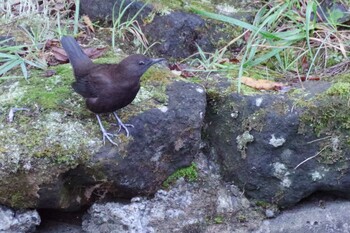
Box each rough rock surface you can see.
[142,11,214,59]
[0,62,206,210]
[80,0,240,59]
[0,205,40,233]
[80,0,152,22]
[204,79,350,207]
[65,81,206,201]
[82,153,263,233]
[254,198,350,233]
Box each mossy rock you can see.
[0,62,205,209]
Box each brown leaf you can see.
[241,76,285,91]
[244,30,251,42]
[52,47,68,62]
[82,15,95,32]
[168,63,195,78]
[82,47,107,59]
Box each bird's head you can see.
[119,54,166,77]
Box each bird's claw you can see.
[101,132,118,146]
[96,114,118,146]
[113,112,134,137]
[117,123,134,134]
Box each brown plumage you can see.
[61,36,165,145]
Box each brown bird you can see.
[61,36,165,145]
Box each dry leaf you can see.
[241,76,285,91]
[168,63,195,78]
[51,47,68,62]
[82,47,107,59]
[82,15,94,32]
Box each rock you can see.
[80,0,241,59]
[316,0,350,24]
[0,205,40,233]
[265,209,275,218]
[204,79,350,207]
[0,64,206,210]
[66,81,206,200]
[254,199,350,233]
[80,0,153,22]
[82,153,263,233]
[142,11,214,59]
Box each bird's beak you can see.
[150,58,166,65]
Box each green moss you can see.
[214,216,224,224]
[255,200,271,208]
[297,79,350,165]
[237,214,247,222]
[300,95,350,137]
[325,82,350,96]
[10,193,26,207]
[163,162,198,188]
[0,173,38,208]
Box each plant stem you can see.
[74,0,80,35]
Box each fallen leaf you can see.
[82,15,95,32]
[82,47,107,59]
[48,45,107,66]
[241,76,285,91]
[169,63,195,78]
[51,47,68,62]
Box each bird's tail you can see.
[61,36,93,75]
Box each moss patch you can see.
[298,78,350,165]
[163,162,198,188]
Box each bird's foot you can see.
[96,114,118,146]
[113,112,134,137]
[101,131,118,146]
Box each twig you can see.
[294,145,330,170]
[306,136,332,144]
[8,107,30,123]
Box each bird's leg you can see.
[96,114,118,146]
[112,112,134,137]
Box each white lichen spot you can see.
[331,136,340,151]
[151,146,165,162]
[281,177,292,187]
[216,4,237,14]
[0,82,25,111]
[255,97,263,107]
[281,149,293,158]
[269,134,286,147]
[273,162,292,187]
[196,87,204,93]
[230,111,239,118]
[236,131,254,159]
[311,171,324,181]
[158,106,168,113]
[174,138,184,151]
[273,162,289,177]
[22,161,32,171]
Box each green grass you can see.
[111,0,150,52]
[191,0,350,92]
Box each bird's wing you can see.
[72,71,113,98]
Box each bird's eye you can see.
[138,61,145,65]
